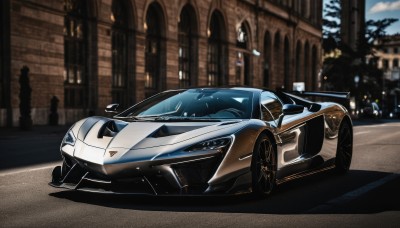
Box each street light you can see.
[354,75,360,88]
[354,75,360,116]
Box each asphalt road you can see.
[0,120,399,227]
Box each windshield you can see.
[116,89,253,120]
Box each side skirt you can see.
[276,163,335,185]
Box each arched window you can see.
[393,58,399,68]
[274,32,281,88]
[284,36,290,90]
[0,45,3,106]
[263,32,271,88]
[63,0,88,108]
[302,0,310,18]
[312,45,318,90]
[310,0,317,23]
[383,59,389,69]
[294,1,300,14]
[286,0,292,8]
[111,0,128,108]
[295,41,302,82]
[145,3,165,98]
[236,22,251,86]
[304,42,310,89]
[208,11,227,86]
[0,0,8,109]
[178,4,198,88]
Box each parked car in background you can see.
[359,102,381,118]
[389,107,400,118]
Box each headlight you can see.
[62,131,76,146]
[185,137,232,153]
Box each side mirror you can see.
[105,103,119,113]
[283,104,304,115]
[278,104,304,128]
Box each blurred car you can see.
[389,107,400,118]
[359,102,381,118]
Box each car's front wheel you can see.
[251,133,277,197]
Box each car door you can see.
[260,92,308,178]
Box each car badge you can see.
[109,151,118,157]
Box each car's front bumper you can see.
[49,152,243,195]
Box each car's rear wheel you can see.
[251,133,276,197]
[335,121,353,173]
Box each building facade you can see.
[341,0,365,52]
[0,0,323,127]
[375,34,400,116]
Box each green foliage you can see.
[353,18,398,62]
[321,0,398,102]
[366,18,399,43]
[322,0,341,53]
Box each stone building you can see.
[0,0,323,126]
[375,34,400,116]
[341,0,365,52]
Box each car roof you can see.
[164,86,266,94]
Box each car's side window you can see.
[261,92,283,121]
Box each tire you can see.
[251,133,277,197]
[335,121,353,174]
[61,159,69,177]
[51,166,62,183]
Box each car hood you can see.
[72,116,246,151]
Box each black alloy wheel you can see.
[251,133,277,197]
[335,121,353,173]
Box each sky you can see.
[366,0,400,34]
[323,0,400,35]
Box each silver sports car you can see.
[50,87,353,196]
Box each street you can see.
[0,120,399,227]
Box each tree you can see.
[322,0,341,53]
[360,18,399,57]
[322,0,398,97]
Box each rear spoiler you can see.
[289,91,350,100]
[288,91,350,109]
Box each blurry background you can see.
[0,0,399,128]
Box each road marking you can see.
[307,173,399,213]
[356,123,400,128]
[0,163,59,177]
[354,131,370,136]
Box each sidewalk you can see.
[0,124,69,170]
[0,125,70,139]
[352,118,400,126]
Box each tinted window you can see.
[261,91,283,121]
[118,89,253,120]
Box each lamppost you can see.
[354,75,360,88]
[354,75,360,114]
